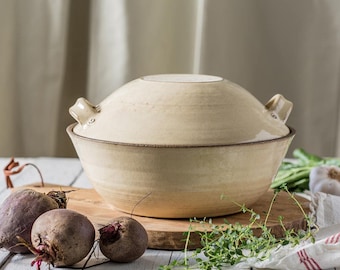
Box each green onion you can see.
[271,148,340,192]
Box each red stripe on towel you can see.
[325,232,340,244]
[297,249,321,270]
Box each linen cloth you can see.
[225,192,340,270]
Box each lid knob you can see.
[265,94,293,124]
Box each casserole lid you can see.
[69,74,292,146]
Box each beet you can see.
[99,216,148,263]
[0,189,60,253]
[30,209,95,268]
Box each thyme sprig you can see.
[160,187,316,269]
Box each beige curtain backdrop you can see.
[1,0,340,158]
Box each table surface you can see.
[0,157,191,270]
[1,157,340,270]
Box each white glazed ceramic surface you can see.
[70,74,292,146]
[67,74,295,218]
[67,124,295,218]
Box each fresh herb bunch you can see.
[160,187,316,270]
[271,148,340,192]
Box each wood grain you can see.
[13,186,310,251]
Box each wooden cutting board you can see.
[12,185,310,251]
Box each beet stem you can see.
[26,163,45,187]
[99,222,122,244]
[3,158,45,188]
